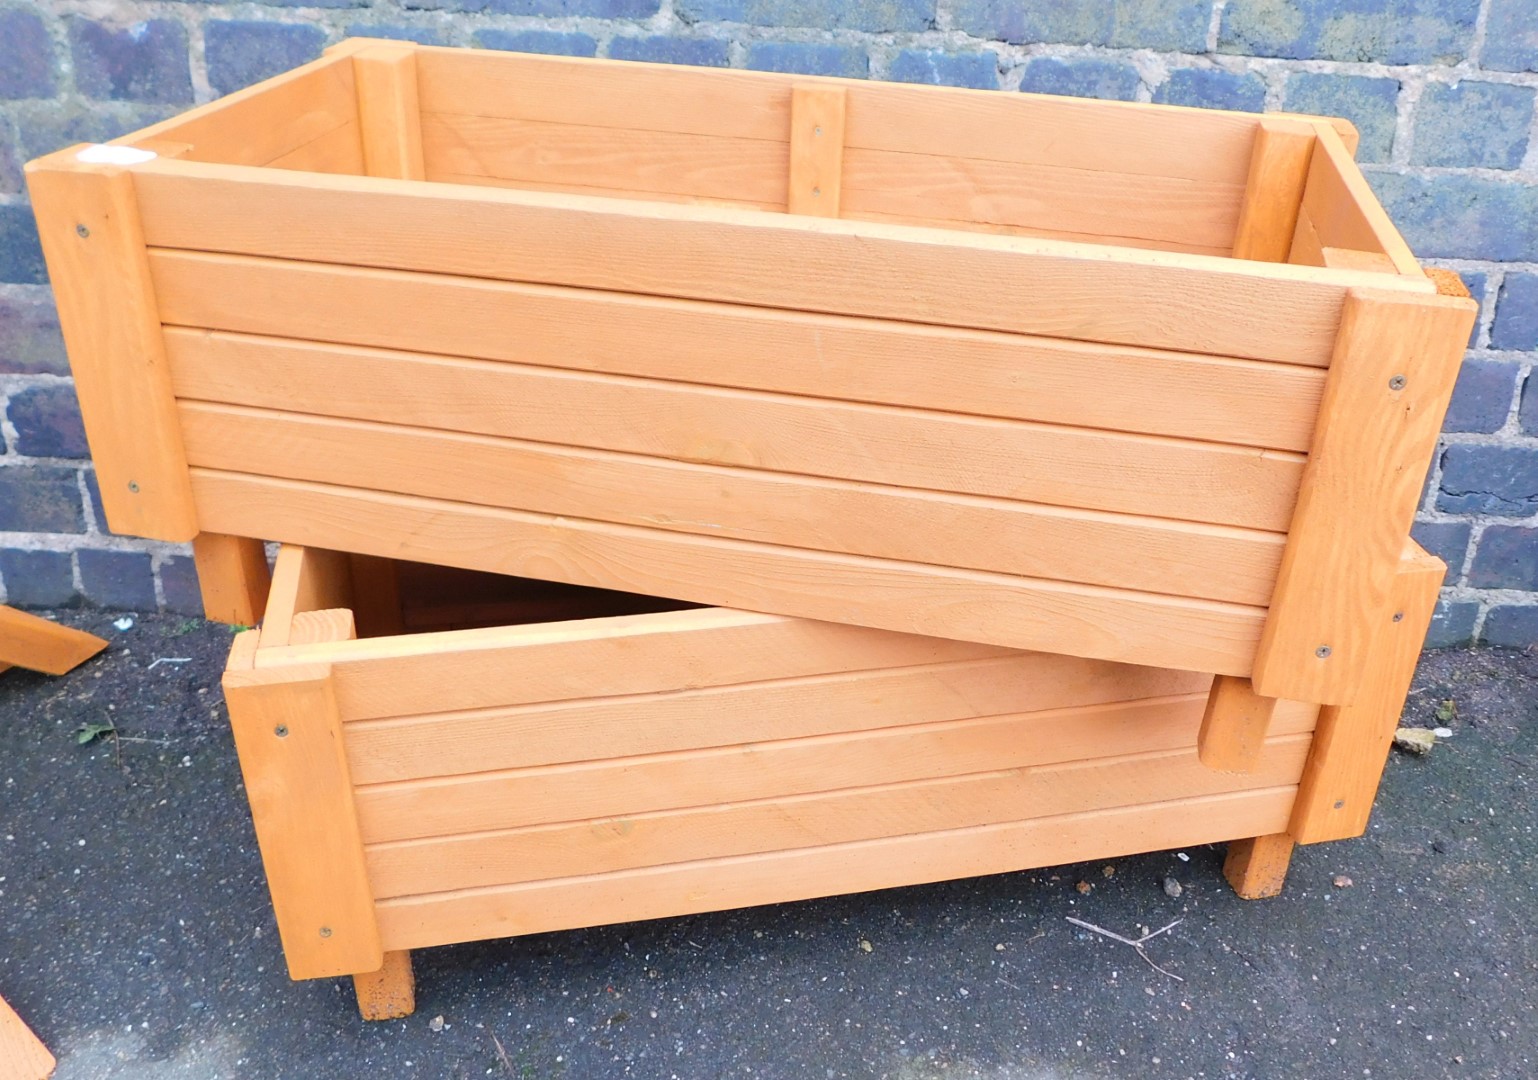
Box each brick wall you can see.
[1,0,1536,642]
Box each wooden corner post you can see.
[351,42,425,181]
[191,533,272,626]
[1231,117,1316,263]
[25,149,198,542]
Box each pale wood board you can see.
[841,208,1233,257]
[0,606,107,676]
[0,994,54,1080]
[787,85,844,217]
[354,44,426,180]
[1231,118,1316,263]
[1300,125,1423,277]
[1223,832,1296,899]
[264,120,365,175]
[258,545,353,649]
[190,533,271,626]
[1197,675,1280,772]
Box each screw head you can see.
[814,125,823,136]
[274,724,289,738]
[319,926,333,939]
[1388,374,1407,390]
[76,224,90,238]
[1315,645,1333,659]
[1393,611,1405,623]
[1334,800,1345,810]
[127,481,139,493]
[812,186,821,197]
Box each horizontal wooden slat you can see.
[152,251,1327,446]
[133,158,1429,365]
[194,470,1269,675]
[166,337,1305,531]
[841,209,1232,258]
[366,737,1311,896]
[352,696,1319,842]
[374,787,1294,949]
[177,401,1286,604]
[343,655,1217,784]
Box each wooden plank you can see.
[1222,832,1295,899]
[289,608,357,647]
[366,738,1312,895]
[1291,545,1445,843]
[191,533,271,626]
[222,628,381,980]
[343,657,1222,784]
[1322,247,1397,274]
[152,252,1330,446]
[374,787,1294,950]
[192,470,1270,676]
[264,120,364,175]
[1231,118,1316,263]
[0,994,54,1080]
[26,153,198,541]
[0,605,107,675]
[352,697,1318,843]
[1300,124,1423,278]
[787,85,844,217]
[259,545,354,649]
[353,950,415,1021]
[1288,205,1326,267]
[842,207,1232,258]
[1253,288,1475,705]
[1197,675,1280,773]
[353,44,425,181]
[132,158,1430,366]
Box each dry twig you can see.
[1066,917,1186,982]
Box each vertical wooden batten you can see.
[1223,832,1295,899]
[353,43,426,181]
[1231,118,1316,263]
[191,533,273,626]
[1197,675,1280,773]
[787,85,846,217]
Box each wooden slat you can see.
[190,532,271,625]
[374,787,1294,950]
[1197,675,1280,773]
[132,158,1430,365]
[223,629,381,980]
[1253,288,1475,705]
[0,606,106,675]
[1300,125,1422,278]
[264,120,364,175]
[193,469,1270,676]
[1322,247,1398,274]
[0,994,54,1080]
[152,252,1329,448]
[365,738,1312,896]
[1288,205,1326,267]
[343,656,1219,784]
[787,85,844,217]
[26,153,197,541]
[354,44,425,181]
[289,608,357,647]
[259,545,353,649]
[1231,118,1316,263]
[842,208,1232,258]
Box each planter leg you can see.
[354,950,415,1021]
[1223,833,1295,900]
[192,533,271,626]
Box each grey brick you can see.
[158,556,204,616]
[1283,72,1399,164]
[13,102,174,160]
[1458,269,1488,347]
[205,21,326,97]
[0,295,67,376]
[746,41,868,78]
[1411,82,1535,170]
[344,25,446,46]
[0,205,46,286]
[8,384,89,459]
[888,49,996,90]
[1219,0,1480,65]
[1481,604,1538,647]
[1491,272,1538,352]
[1468,525,1538,590]
[1520,374,1538,437]
[0,7,58,100]
[1411,520,1472,577]
[1425,599,1479,648]
[0,549,75,608]
[83,470,120,536]
[679,0,932,32]
[1369,173,1538,263]
[472,30,599,57]
[951,0,1208,52]
[1484,0,1538,74]
[68,18,193,105]
[0,116,20,196]
[1443,360,1520,434]
[78,549,156,611]
[1436,444,1538,516]
[1153,68,1266,113]
[0,466,85,533]
[609,36,730,67]
[1019,57,1140,102]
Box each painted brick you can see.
[0,7,57,100]
[472,30,599,57]
[344,25,446,46]
[1369,173,1538,263]
[83,470,120,537]
[1457,270,1488,347]
[0,295,67,375]
[1520,374,1538,437]
[1219,0,1480,65]
[1484,0,1538,74]
[204,21,326,97]
[1411,82,1535,170]
[1283,72,1399,164]
[609,36,731,67]
[0,549,75,608]
[78,549,156,611]
[0,116,21,196]
[1436,444,1538,517]
[1442,360,1520,434]
[1019,57,1140,102]
[0,204,46,286]
[158,556,204,616]
[1491,273,1538,352]
[1153,68,1266,112]
[951,0,1208,52]
[1467,525,1538,591]
[1411,520,1472,577]
[0,466,85,533]
[678,0,933,33]
[1481,605,1538,647]
[8,384,89,459]
[68,18,193,105]
[746,42,869,78]
[888,49,996,91]
[13,102,174,160]
[1425,599,1479,648]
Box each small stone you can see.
[428,1014,445,1032]
[858,939,872,953]
[1333,875,1353,889]
[1162,877,1183,899]
[994,943,1006,952]
[1102,865,1116,878]
[1175,852,1190,862]
[1394,728,1437,755]
[1076,881,1093,895]
[113,616,135,631]
[1433,727,1454,738]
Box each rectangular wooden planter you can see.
[224,544,1435,1018]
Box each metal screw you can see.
[814,125,823,136]
[76,224,90,238]
[274,724,289,738]
[1315,645,1333,659]
[1334,800,1345,810]
[127,481,139,493]
[812,186,821,197]
[1388,374,1407,390]
[1393,611,1405,623]
[319,927,333,939]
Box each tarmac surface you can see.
[0,610,1533,1079]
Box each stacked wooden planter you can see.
[27,40,1475,1019]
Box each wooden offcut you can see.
[0,607,106,676]
[0,993,54,1080]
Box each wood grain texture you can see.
[259,545,353,649]
[841,207,1231,257]
[0,605,107,675]
[0,994,54,1080]
[353,950,415,1021]
[1253,288,1476,705]
[25,155,197,541]
[1197,675,1280,773]
[787,85,844,217]
[353,44,425,180]
[373,788,1294,950]
[1223,832,1295,899]
[1300,125,1422,278]
[1231,118,1316,263]
[191,469,1270,675]
[191,533,271,626]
